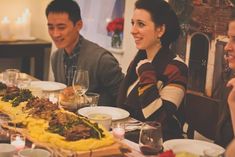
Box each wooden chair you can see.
[180,91,220,140]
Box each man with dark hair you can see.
[46,0,124,106]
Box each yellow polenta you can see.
[0,100,114,151]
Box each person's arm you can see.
[136,60,187,119]
[227,78,235,135]
[97,52,124,101]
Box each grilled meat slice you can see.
[64,124,92,141]
[48,111,105,141]
[1,86,20,101]
[25,97,59,120]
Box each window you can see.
[76,0,125,49]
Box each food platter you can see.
[78,106,130,121]
[0,83,130,156]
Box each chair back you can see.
[182,91,220,140]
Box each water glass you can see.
[58,89,78,112]
[17,73,31,89]
[85,92,100,107]
[139,121,163,155]
[5,69,20,86]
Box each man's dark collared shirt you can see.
[63,36,83,86]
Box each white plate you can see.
[30,81,67,91]
[163,139,225,156]
[78,106,130,121]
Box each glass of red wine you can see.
[139,121,163,155]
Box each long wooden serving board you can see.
[0,100,131,157]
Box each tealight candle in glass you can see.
[10,134,25,151]
[112,122,125,140]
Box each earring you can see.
[156,37,162,46]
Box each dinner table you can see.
[0,73,225,157]
[0,72,153,157]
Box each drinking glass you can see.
[72,70,89,97]
[17,73,31,89]
[58,89,78,112]
[85,92,100,107]
[5,69,20,86]
[139,121,163,155]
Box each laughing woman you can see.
[222,18,235,157]
[117,0,188,140]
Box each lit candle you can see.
[22,8,31,38]
[0,16,11,40]
[11,134,25,150]
[12,8,31,40]
[49,93,58,104]
[12,17,24,39]
[112,127,125,140]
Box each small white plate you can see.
[78,106,130,121]
[30,81,67,91]
[163,139,225,156]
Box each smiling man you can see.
[46,0,124,106]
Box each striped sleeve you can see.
[138,59,188,119]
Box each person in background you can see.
[215,18,235,148]
[45,0,124,106]
[117,0,188,140]
[222,18,235,157]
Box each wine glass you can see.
[139,121,163,155]
[72,70,89,104]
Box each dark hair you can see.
[135,0,180,47]
[46,0,81,25]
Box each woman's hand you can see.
[227,78,235,110]
[136,59,151,76]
